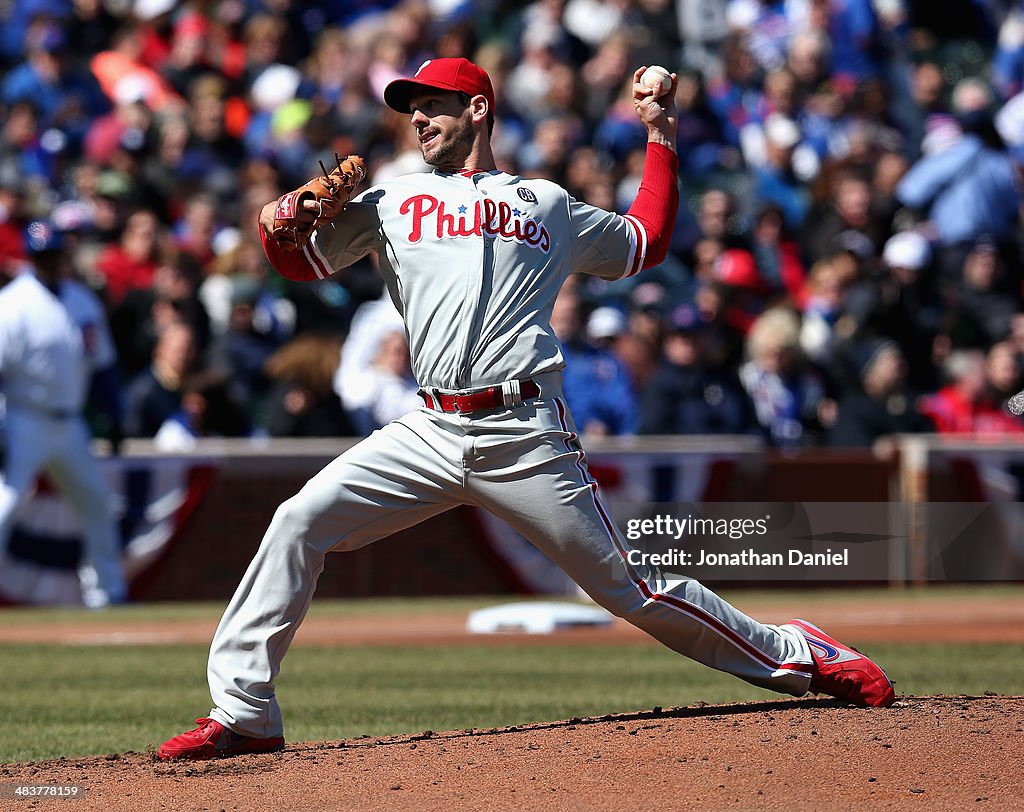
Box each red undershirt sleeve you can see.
[258,216,324,282]
[624,141,679,270]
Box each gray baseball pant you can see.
[207,386,812,738]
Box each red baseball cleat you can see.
[157,717,285,761]
[789,619,896,708]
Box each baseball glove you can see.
[268,154,366,250]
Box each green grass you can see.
[1,587,1021,763]
[0,639,1021,764]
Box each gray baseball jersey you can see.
[303,171,647,389]
[204,166,815,739]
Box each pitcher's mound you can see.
[3,696,1020,811]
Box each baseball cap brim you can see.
[384,78,465,114]
[383,58,495,115]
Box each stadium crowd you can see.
[3,0,1024,448]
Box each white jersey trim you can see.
[303,236,333,279]
[621,215,648,279]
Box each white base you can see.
[467,601,613,635]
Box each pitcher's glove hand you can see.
[268,154,366,250]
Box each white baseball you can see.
[640,65,672,98]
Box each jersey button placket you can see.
[453,176,487,390]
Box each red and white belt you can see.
[419,379,541,414]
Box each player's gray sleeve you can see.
[307,189,386,276]
[568,196,646,281]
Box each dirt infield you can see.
[1,696,1021,811]
[2,591,1022,810]
[1,591,1022,646]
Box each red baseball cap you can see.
[384,57,495,114]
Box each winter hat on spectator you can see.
[764,114,801,149]
[833,229,875,260]
[996,91,1024,148]
[853,338,900,379]
[587,306,626,342]
[25,0,71,20]
[715,248,762,289]
[629,281,668,314]
[384,58,495,114]
[51,200,94,233]
[28,23,66,53]
[667,304,704,335]
[252,65,302,112]
[212,227,241,257]
[921,114,963,155]
[134,0,177,21]
[882,232,931,270]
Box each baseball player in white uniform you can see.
[0,222,127,609]
[159,58,894,760]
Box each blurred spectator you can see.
[786,28,829,98]
[94,207,162,307]
[800,253,859,369]
[896,106,1019,276]
[752,113,810,229]
[205,275,284,428]
[580,32,631,123]
[505,22,565,124]
[2,20,110,134]
[918,348,1024,434]
[0,102,50,189]
[802,170,887,265]
[153,368,250,450]
[357,327,422,432]
[712,247,771,333]
[639,304,759,436]
[0,177,28,277]
[949,240,1019,348]
[123,318,196,437]
[83,77,156,168]
[707,34,763,149]
[677,0,728,77]
[750,202,805,302]
[672,68,736,176]
[818,0,881,84]
[870,150,909,226]
[564,0,630,49]
[843,230,943,392]
[828,339,934,446]
[740,307,830,447]
[600,281,665,393]
[675,188,749,269]
[551,282,638,437]
[333,293,419,433]
[993,8,1024,101]
[109,250,210,378]
[0,1,1022,447]
[172,193,219,269]
[200,237,296,343]
[263,334,354,438]
[89,22,181,114]
[986,341,1024,414]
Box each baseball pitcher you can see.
[159,58,894,760]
